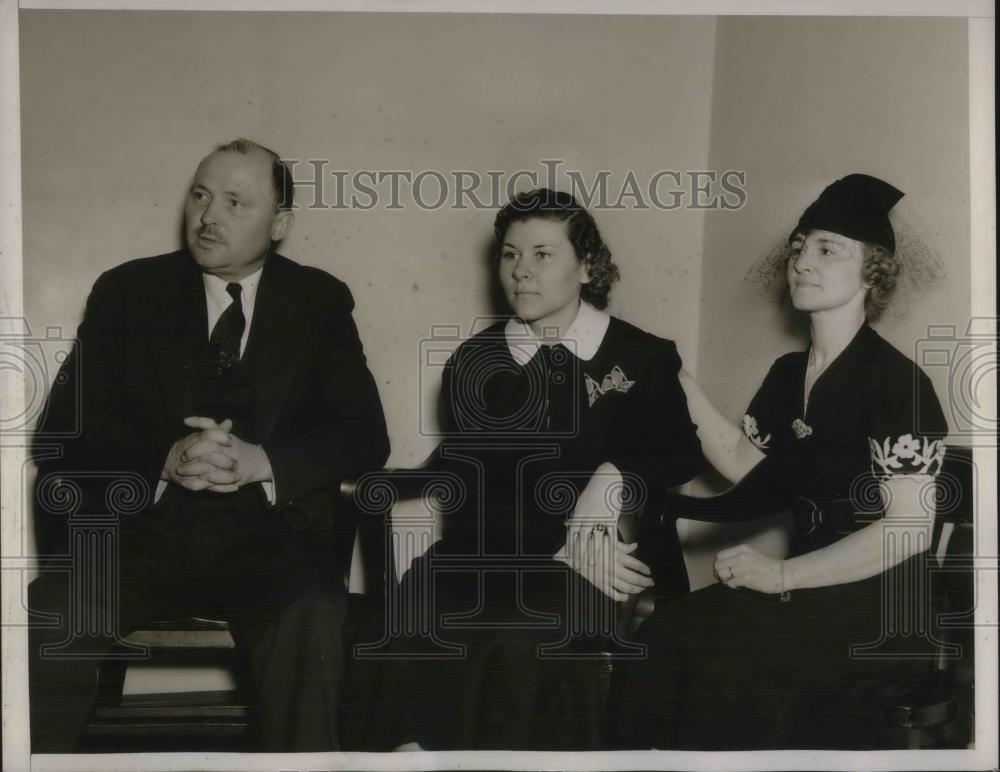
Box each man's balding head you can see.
[184,140,295,281]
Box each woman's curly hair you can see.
[751,229,909,322]
[492,188,620,309]
[860,242,902,320]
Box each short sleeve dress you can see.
[610,323,949,750]
[354,306,702,751]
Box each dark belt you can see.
[789,496,883,537]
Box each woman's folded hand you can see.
[558,525,654,602]
[553,460,654,601]
[714,544,784,594]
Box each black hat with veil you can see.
[747,173,943,319]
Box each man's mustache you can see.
[195,227,224,242]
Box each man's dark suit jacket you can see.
[34,249,390,565]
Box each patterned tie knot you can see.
[211,282,246,376]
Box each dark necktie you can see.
[209,282,245,376]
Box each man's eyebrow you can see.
[189,184,247,197]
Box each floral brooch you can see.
[791,418,813,440]
[585,365,635,407]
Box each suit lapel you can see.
[243,254,303,442]
[147,252,213,432]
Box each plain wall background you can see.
[698,16,971,422]
[20,11,717,472]
[19,13,972,580]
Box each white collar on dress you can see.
[504,301,611,366]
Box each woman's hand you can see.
[678,369,765,484]
[560,525,653,601]
[556,461,654,601]
[714,544,784,594]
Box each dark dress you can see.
[610,323,949,750]
[358,309,701,750]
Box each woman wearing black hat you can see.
[609,174,949,750]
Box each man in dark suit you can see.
[28,139,390,752]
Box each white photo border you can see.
[1,2,995,771]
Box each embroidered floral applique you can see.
[585,365,635,407]
[742,414,771,451]
[869,434,946,477]
[791,418,813,440]
[892,435,922,459]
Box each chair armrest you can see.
[138,618,231,632]
[339,452,460,592]
[662,455,794,524]
[340,466,444,504]
[339,448,470,516]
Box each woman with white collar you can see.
[376,188,701,751]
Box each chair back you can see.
[930,444,974,559]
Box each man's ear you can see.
[271,209,294,242]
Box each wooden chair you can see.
[81,618,253,751]
[661,444,976,750]
[84,446,972,752]
[80,482,389,752]
[883,444,976,748]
